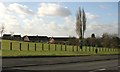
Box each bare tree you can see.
[10,31,14,36]
[76,7,86,49]
[0,24,5,37]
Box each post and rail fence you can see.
[1,41,119,54]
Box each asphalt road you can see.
[7,59,119,71]
[2,55,120,72]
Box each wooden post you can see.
[95,48,98,54]
[0,42,1,50]
[89,46,90,52]
[10,42,12,50]
[28,43,29,51]
[48,44,50,51]
[20,43,21,51]
[35,43,36,51]
[76,45,78,51]
[105,48,107,52]
[93,46,94,52]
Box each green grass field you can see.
[1,40,119,56]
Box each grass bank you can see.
[1,40,119,57]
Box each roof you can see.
[13,35,21,37]
[3,34,11,36]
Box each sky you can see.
[0,2,118,37]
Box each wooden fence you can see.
[4,42,118,54]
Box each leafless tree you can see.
[76,7,86,49]
[10,31,14,36]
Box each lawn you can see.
[1,40,119,56]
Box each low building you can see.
[23,35,30,42]
[23,35,48,42]
[48,37,55,44]
[48,37,76,44]
[2,34,12,40]
[13,35,21,40]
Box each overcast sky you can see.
[0,2,118,37]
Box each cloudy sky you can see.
[0,2,118,37]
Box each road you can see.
[5,60,119,71]
[2,55,120,72]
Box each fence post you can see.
[104,47,106,52]
[48,44,50,51]
[35,43,36,51]
[76,45,78,51]
[20,43,21,51]
[10,42,12,50]
[28,43,29,51]
[95,48,98,54]
[86,46,87,52]
[0,42,1,50]
[89,45,90,52]
[92,46,94,53]
[105,48,106,52]
[85,47,87,52]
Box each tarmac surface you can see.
[2,54,120,72]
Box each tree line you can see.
[74,7,119,49]
[68,33,120,48]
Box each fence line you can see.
[6,42,119,54]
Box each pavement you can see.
[2,54,120,72]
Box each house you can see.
[23,35,48,42]
[23,35,30,42]
[48,37,55,44]
[2,34,12,40]
[48,37,76,44]
[13,35,21,40]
